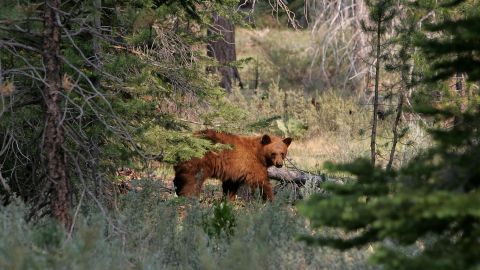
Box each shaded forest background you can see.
[0,0,479,269]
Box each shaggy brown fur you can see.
[173,130,292,201]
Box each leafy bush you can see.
[202,200,236,238]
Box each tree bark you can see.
[207,13,243,92]
[42,0,72,228]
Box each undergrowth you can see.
[0,187,374,270]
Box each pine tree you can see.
[299,1,480,269]
[0,0,236,227]
[361,0,396,166]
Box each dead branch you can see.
[267,167,345,187]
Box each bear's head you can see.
[260,134,292,168]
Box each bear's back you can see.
[198,130,266,182]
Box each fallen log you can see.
[267,167,345,187]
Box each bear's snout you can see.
[274,163,283,168]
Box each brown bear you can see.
[173,129,292,201]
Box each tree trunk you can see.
[267,167,345,186]
[454,71,465,126]
[386,92,404,171]
[91,0,104,201]
[42,0,72,228]
[207,13,242,92]
[235,167,344,200]
[387,55,414,171]
[370,19,382,166]
[92,0,102,86]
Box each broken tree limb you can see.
[267,167,345,187]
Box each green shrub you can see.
[202,199,236,238]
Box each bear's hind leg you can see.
[222,180,242,201]
[173,173,198,197]
[173,161,211,197]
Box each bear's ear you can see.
[261,134,272,145]
[283,137,292,146]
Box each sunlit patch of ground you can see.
[288,133,369,170]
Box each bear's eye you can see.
[271,153,276,158]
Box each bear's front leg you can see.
[246,171,273,201]
[259,181,273,201]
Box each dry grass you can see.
[288,132,369,170]
[236,28,316,91]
